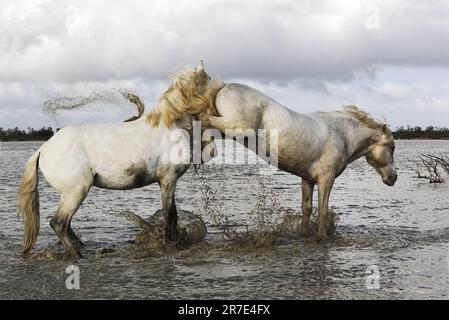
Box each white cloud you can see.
[375,82,411,99]
[65,6,90,36]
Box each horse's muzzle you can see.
[383,173,397,186]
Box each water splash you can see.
[43,89,145,122]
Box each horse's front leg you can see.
[317,174,335,241]
[299,179,314,236]
[198,113,244,132]
[159,178,178,242]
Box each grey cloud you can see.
[1,0,449,129]
[1,0,449,82]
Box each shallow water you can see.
[1,140,449,299]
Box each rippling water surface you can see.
[1,140,449,299]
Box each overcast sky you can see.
[1,0,449,129]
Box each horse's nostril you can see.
[386,174,397,186]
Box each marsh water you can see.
[1,140,449,299]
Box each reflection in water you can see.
[0,140,449,299]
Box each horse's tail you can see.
[17,151,40,255]
[122,91,145,122]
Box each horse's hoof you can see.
[166,229,178,242]
[316,232,329,242]
[165,236,178,244]
[298,225,309,237]
[76,239,85,247]
[65,249,83,260]
[163,238,178,250]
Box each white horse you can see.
[200,83,397,240]
[18,62,224,257]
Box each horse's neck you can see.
[340,118,379,163]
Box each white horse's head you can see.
[146,60,224,129]
[345,106,397,186]
[365,124,397,186]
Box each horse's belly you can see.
[276,151,316,181]
[277,161,314,181]
[93,170,157,190]
[93,160,158,190]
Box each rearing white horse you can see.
[200,82,397,240]
[17,62,224,257]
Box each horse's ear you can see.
[197,60,205,71]
[382,124,388,134]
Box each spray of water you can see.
[43,89,145,122]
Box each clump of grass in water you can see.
[237,176,283,247]
[196,163,340,248]
[194,165,233,240]
[196,164,287,248]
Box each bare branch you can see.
[415,154,448,183]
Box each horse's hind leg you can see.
[50,188,89,257]
[299,179,314,236]
[317,174,335,241]
[159,177,178,242]
[67,225,84,246]
[56,221,83,247]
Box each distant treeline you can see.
[1,125,449,141]
[0,127,55,141]
[393,126,449,140]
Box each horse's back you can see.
[217,83,287,113]
[37,119,170,192]
[218,83,348,179]
[216,83,294,129]
[38,118,194,191]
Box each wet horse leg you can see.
[50,188,89,258]
[159,177,178,242]
[67,225,84,247]
[56,224,83,247]
[317,174,335,241]
[299,179,314,236]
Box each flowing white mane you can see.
[146,63,224,128]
